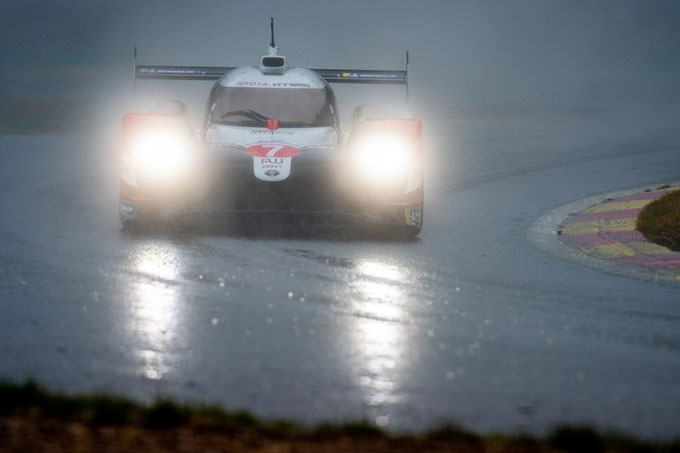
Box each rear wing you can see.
[133,47,410,95]
[136,65,407,85]
[136,65,235,81]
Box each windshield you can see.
[209,87,335,128]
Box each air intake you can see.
[262,56,285,68]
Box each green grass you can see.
[2,379,680,452]
[143,399,190,429]
[548,426,605,453]
[88,395,136,425]
[314,420,385,438]
[637,189,680,251]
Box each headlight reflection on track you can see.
[349,260,410,427]
[357,261,403,281]
[126,243,182,381]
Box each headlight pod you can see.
[129,128,193,178]
[353,131,413,182]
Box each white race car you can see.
[120,20,423,237]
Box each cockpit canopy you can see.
[205,66,338,129]
[207,86,336,128]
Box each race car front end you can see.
[124,28,423,235]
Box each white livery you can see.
[120,19,424,237]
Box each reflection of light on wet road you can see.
[349,260,410,427]
[125,243,182,381]
[130,244,180,280]
[357,261,402,281]
[356,281,401,306]
[354,262,403,315]
[355,319,402,381]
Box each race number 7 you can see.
[263,145,284,157]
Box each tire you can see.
[389,224,421,240]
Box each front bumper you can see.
[120,144,422,227]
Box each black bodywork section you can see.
[201,145,355,214]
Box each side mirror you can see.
[151,99,189,118]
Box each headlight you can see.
[129,128,193,178]
[353,131,412,181]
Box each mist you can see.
[2,0,680,126]
[3,1,680,439]
[3,0,679,201]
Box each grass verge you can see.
[637,189,680,252]
[1,379,679,452]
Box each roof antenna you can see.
[268,17,279,55]
[270,18,275,48]
[405,50,410,103]
[132,45,137,95]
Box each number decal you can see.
[265,145,284,157]
[246,144,300,158]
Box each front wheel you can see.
[387,223,421,240]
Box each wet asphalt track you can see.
[1,109,679,438]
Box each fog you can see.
[3,2,680,437]
[3,0,680,241]
[2,0,680,122]
[2,0,678,189]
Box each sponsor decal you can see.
[249,129,295,135]
[246,144,299,182]
[253,157,291,181]
[140,67,202,75]
[120,200,137,217]
[261,157,284,165]
[271,82,312,88]
[342,72,400,79]
[407,206,422,225]
[233,81,270,87]
[229,81,313,88]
